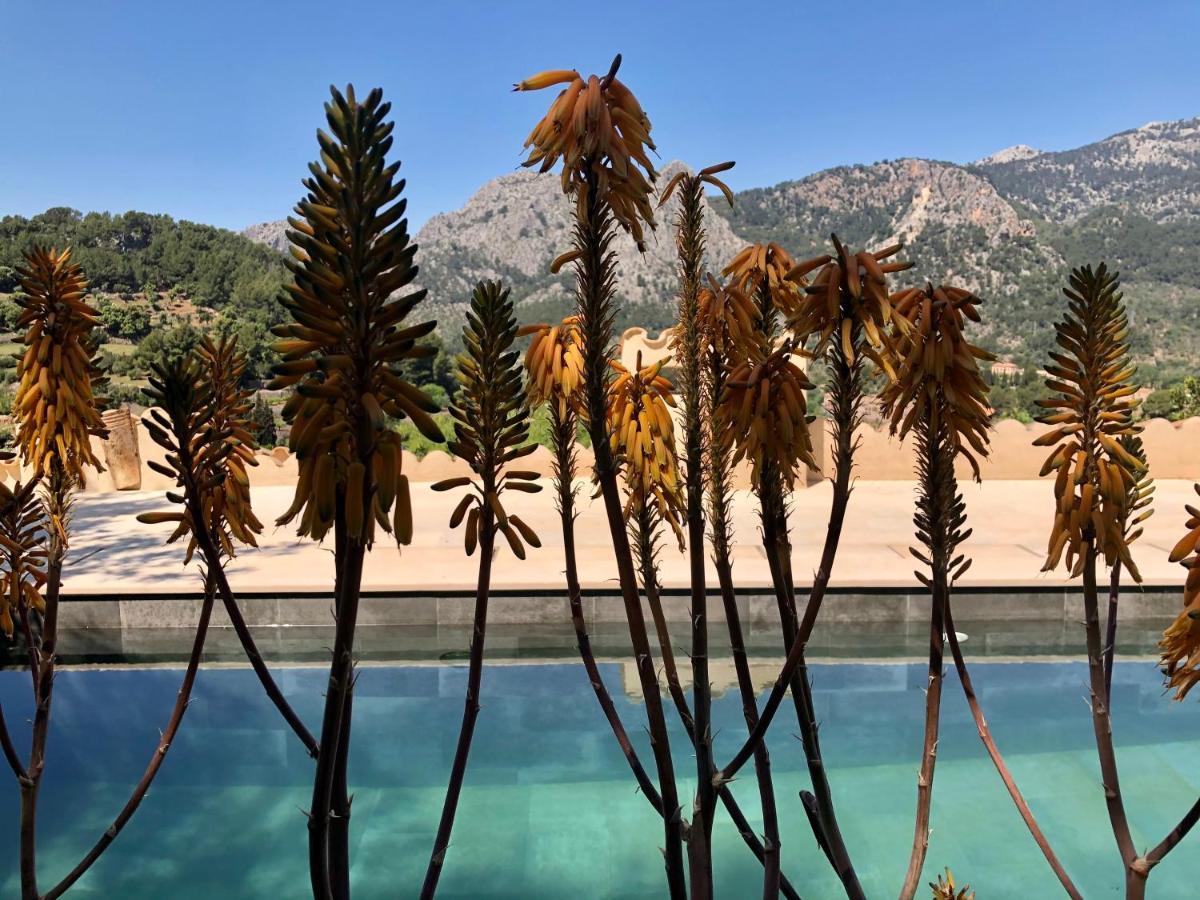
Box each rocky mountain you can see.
[242,219,289,255]
[410,161,745,336]
[244,116,1200,377]
[975,118,1200,223]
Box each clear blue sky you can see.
[2,0,1197,233]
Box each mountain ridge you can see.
[243,114,1200,375]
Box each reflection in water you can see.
[0,661,1196,898]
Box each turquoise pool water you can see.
[1,659,1196,898]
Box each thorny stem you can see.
[718,319,864,899]
[20,479,68,900]
[420,509,496,899]
[0,701,25,781]
[898,422,957,900]
[1144,795,1200,867]
[330,509,353,900]
[1082,538,1139,880]
[574,167,686,899]
[329,688,354,900]
[558,404,802,900]
[1103,562,1121,701]
[707,346,782,900]
[943,600,1083,899]
[673,172,715,893]
[41,571,217,900]
[308,500,366,900]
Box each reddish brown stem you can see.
[714,545,783,900]
[1081,540,1138,871]
[593,465,687,900]
[18,603,40,699]
[196,520,319,759]
[708,343,783,899]
[557,409,800,900]
[560,471,661,806]
[1145,794,1200,865]
[1103,561,1121,701]
[329,512,352,900]
[20,550,63,900]
[41,571,216,900]
[672,171,715,890]
[943,600,1082,898]
[636,512,695,739]
[307,526,366,900]
[898,567,946,900]
[420,510,495,899]
[0,701,25,781]
[714,338,863,896]
[576,168,686,899]
[643,541,804,900]
[717,368,852,781]
[328,685,353,900]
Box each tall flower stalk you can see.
[699,276,787,895]
[422,280,538,898]
[1034,263,1197,898]
[46,339,270,898]
[268,85,442,900]
[660,164,732,883]
[523,314,803,899]
[515,56,687,897]
[140,335,319,762]
[0,475,50,898]
[880,284,1026,898]
[879,283,1079,899]
[5,246,106,900]
[714,235,912,898]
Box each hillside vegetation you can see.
[0,207,289,397]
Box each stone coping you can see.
[56,587,1180,632]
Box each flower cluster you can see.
[1161,483,1200,699]
[1034,264,1144,579]
[718,345,816,489]
[13,246,107,482]
[515,58,657,249]
[268,85,440,544]
[880,284,993,479]
[787,235,913,373]
[521,315,586,417]
[607,354,684,547]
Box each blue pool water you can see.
[1,659,1196,898]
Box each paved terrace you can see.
[64,479,1195,595]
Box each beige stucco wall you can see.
[811,415,1199,481]
[619,326,675,372]
[6,407,1195,494]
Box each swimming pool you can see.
[1,658,1195,897]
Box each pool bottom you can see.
[1,660,1195,898]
